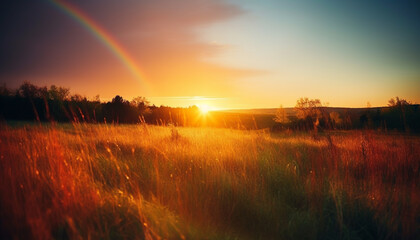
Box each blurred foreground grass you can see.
[0,123,419,239]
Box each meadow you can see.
[0,123,419,239]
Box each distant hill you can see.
[216,107,387,117]
[217,108,284,115]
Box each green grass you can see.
[0,123,419,239]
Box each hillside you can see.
[217,107,388,117]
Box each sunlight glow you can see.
[198,104,213,114]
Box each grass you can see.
[0,123,419,239]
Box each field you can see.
[0,123,419,239]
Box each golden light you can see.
[198,104,211,114]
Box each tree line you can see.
[0,82,204,126]
[274,97,420,133]
[0,82,419,132]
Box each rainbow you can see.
[49,0,149,91]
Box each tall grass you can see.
[0,123,419,239]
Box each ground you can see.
[0,123,419,239]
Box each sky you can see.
[1,0,419,109]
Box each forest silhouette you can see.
[1,82,419,132]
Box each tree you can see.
[112,95,126,105]
[18,81,41,98]
[48,85,70,101]
[274,105,290,124]
[294,98,323,131]
[388,97,410,108]
[130,96,149,111]
[0,84,11,96]
[93,95,100,102]
[329,111,342,129]
[294,98,322,119]
[70,94,87,102]
[387,97,411,132]
[105,95,132,123]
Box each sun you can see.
[198,104,211,114]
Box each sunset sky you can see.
[1,0,419,109]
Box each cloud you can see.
[0,0,262,98]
